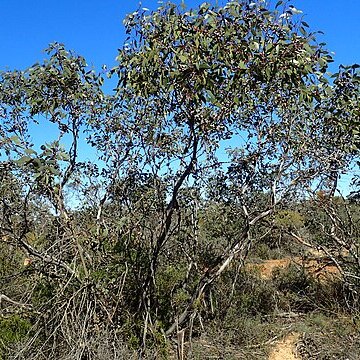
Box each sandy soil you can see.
[248,256,340,282]
[268,333,301,360]
[247,258,292,279]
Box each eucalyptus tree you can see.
[0,44,108,358]
[96,0,359,338]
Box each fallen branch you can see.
[0,294,31,309]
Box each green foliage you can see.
[272,264,315,311]
[274,210,304,230]
[32,279,56,305]
[155,264,190,325]
[0,315,31,357]
[251,242,287,260]
[234,281,276,316]
[273,263,311,294]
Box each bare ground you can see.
[268,333,301,360]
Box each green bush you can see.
[213,270,278,318]
[0,315,31,358]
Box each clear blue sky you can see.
[0,0,358,194]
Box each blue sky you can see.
[0,0,358,194]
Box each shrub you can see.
[0,315,31,358]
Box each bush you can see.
[0,315,31,358]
